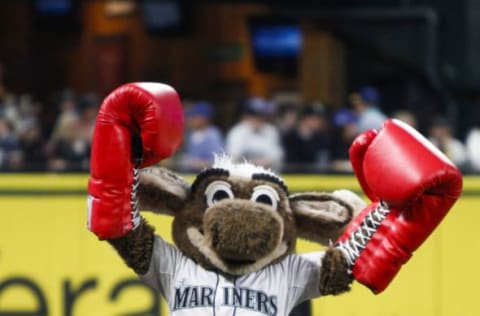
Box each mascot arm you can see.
[87,82,184,274]
[107,219,156,275]
[318,248,354,296]
[290,189,366,296]
[336,119,463,293]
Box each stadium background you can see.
[0,174,477,315]
[1,0,480,315]
[2,0,480,136]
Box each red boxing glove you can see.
[88,82,184,239]
[336,119,463,293]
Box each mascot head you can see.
[138,155,364,275]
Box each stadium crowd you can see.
[0,82,476,174]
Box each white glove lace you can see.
[131,165,141,230]
[336,201,390,273]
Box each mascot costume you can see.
[87,83,462,315]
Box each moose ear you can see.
[138,167,190,216]
[289,189,366,246]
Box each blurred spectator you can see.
[392,109,418,128]
[48,89,79,143]
[0,93,20,124]
[225,97,283,171]
[428,116,467,168]
[47,94,97,172]
[465,118,480,172]
[329,109,359,173]
[19,122,48,171]
[15,94,40,135]
[0,118,22,170]
[176,101,224,172]
[76,93,98,144]
[351,86,388,133]
[275,102,300,134]
[0,62,9,118]
[47,125,90,172]
[282,103,331,173]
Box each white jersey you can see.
[140,235,324,316]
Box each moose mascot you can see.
[87,83,462,315]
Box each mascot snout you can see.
[203,200,283,263]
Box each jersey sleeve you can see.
[138,234,182,300]
[286,251,325,306]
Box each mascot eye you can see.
[251,185,280,210]
[205,180,234,207]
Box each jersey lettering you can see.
[173,285,277,315]
[173,286,215,310]
[223,286,277,316]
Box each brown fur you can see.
[138,167,190,215]
[107,219,155,275]
[319,248,353,295]
[172,173,296,273]
[132,164,362,293]
[203,200,282,261]
[290,192,354,245]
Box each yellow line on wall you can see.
[0,173,478,195]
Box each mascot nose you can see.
[203,201,282,261]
